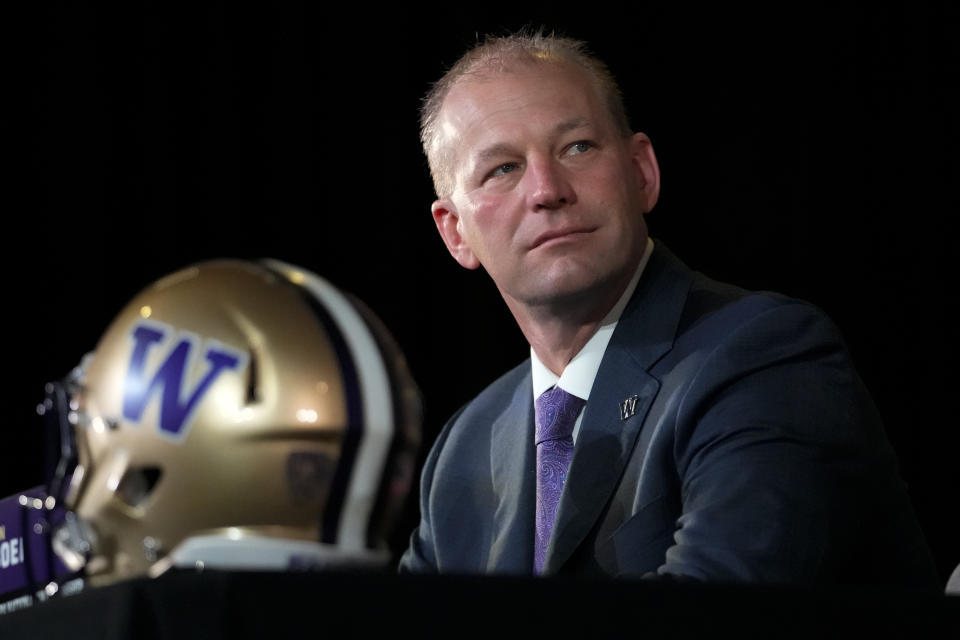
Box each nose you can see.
[524,156,577,211]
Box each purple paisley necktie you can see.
[534,386,585,574]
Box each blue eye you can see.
[490,163,519,177]
[568,141,593,154]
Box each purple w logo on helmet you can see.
[122,322,246,439]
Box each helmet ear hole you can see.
[116,467,162,508]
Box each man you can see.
[400,30,938,585]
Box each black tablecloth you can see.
[1,570,957,638]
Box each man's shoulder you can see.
[454,359,531,423]
[687,278,823,322]
[658,246,836,338]
[627,243,842,360]
[669,278,847,367]
[425,359,531,464]
[648,241,827,319]
[697,276,836,332]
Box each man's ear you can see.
[629,132,661,213]
[432,199,481,270]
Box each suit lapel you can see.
[487,371,537,572]
[544,244,694,573]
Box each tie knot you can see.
[534,387,585,445]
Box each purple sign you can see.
[0,487,80,614]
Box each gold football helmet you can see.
[44,259,420,585]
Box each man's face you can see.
[431,61,660,316]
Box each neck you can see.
[519,313,605,375]
[503,268,635,376]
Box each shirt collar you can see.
[531,237,654,401]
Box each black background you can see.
[4,3,957,582]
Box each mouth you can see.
[530,227,597,250]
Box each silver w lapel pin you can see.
[619,394,639,420]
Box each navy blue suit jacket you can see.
[400,243,938,585]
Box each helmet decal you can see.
[122,320,247,440]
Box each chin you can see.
[520,269,617,309]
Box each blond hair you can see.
[420,29,632,197]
